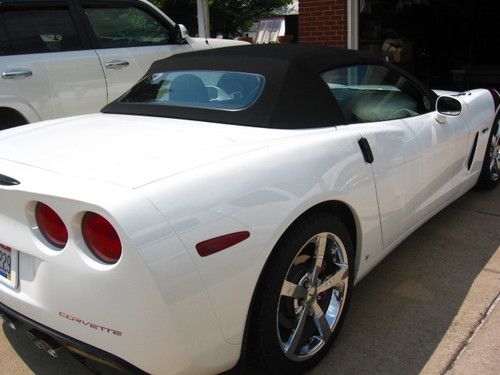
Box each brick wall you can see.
[299,0,347,47]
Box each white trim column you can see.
[347,0,359,50]
[197,0,210,38]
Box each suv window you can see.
[84,6,173,48]
[322,65,434,123]
[2,8,83,55]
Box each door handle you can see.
[104,60,130,70]
[2,70,33,79]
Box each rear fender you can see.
[0,159,231,373]
[140,127,383,345]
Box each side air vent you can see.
[0,174,20,186]
[467,132,479,170]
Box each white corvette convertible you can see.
[0,45,499,375]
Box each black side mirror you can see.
[435,96,462,123]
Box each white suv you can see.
[0,0,246,129]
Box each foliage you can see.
[150,0,293,37]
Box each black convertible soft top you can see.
[102,44,432,129]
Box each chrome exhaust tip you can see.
[26,329,62,358]
[0,313,17,330]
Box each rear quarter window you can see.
[121,71,266,111]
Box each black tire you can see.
[251,212,354,374]
[477,116,500,189]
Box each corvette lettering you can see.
[59,312,122,336]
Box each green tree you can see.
[151,0,293,37]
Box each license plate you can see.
[0,243,18,288]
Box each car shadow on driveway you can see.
[229,188,500,375]
[2,189,499,375]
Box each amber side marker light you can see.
[35,202,68,248]
[196,231,251,257]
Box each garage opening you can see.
[358,0,500,91]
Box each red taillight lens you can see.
[82,212,122,264]
[35,202,68,248]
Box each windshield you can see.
[120,70,265,111]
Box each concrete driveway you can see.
[1,187,499,375]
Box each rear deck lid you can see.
[0,113,290,188]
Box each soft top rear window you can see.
[120,70,265,111]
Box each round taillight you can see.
[82,212,122,264]
[35,202,68,248]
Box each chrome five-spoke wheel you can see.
[488,121,500,181]
[252,213,353,374]
[277,232,349,361]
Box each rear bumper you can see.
[0,302,146,373]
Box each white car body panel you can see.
[355,109,469,248]
[0,114,293,188]
[188,37,251,49]
[140,125,383,344]
[0,50,107,121]
[0,87,496,373]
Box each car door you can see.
[79,0,192,103]
[323,64,465,251]
[402,101,469,224]
[0,1,107,121]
